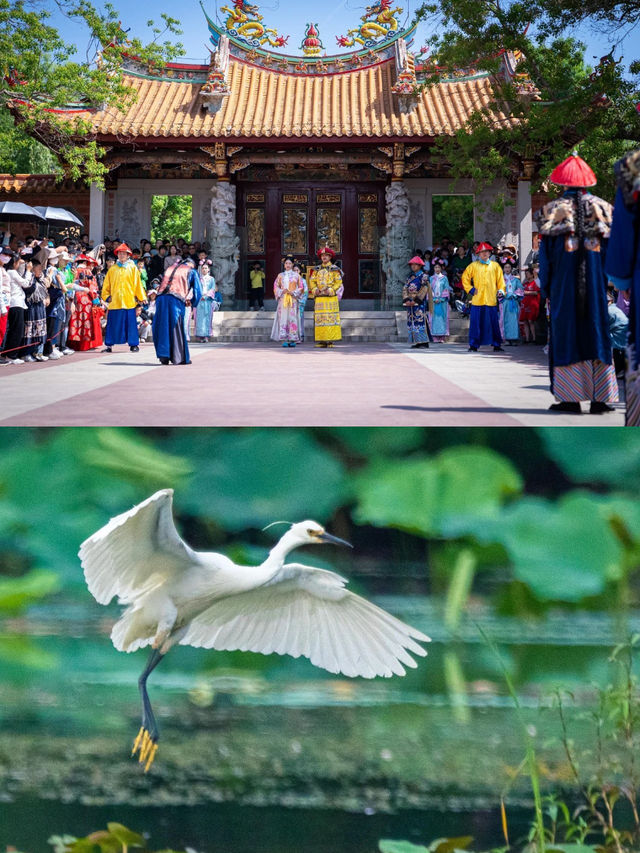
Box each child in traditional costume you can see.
[309,247,343,348]
[500,261,524,345]
[271,255,304,347]
[403,256,433,348]
[67,254,104,351]
[430,261,450,342]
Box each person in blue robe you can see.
[153,258,202,365]
[536,152,618,415]
[403,256,433,348]
[606,148,640,425]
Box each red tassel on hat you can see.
[549,151,597,188]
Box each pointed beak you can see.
[318,532,353,548]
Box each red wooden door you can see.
[237,182,384,300]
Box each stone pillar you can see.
[380,181,413,308]
[517,180,532,270]
[209,181,240,302]
[89,183,105,246]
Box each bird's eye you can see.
[307,528,319,537]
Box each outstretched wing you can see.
[181,562,430,678]
[79,489,198,605]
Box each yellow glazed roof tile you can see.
[81,57,514,140]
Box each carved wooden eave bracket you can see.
[200,143,243,180]
[372,143,422,180]
[199,35,231,115]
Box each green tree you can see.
[0,0,184,184]
[415,0,640,198]
[150,195,193,243]
[432,195,475,245]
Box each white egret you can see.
[79,489,430,771]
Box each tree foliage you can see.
[0,0,184,184]
[432,195,475,245]
[415,0,640,198]
[150,195,193,243]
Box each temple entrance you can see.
[150,195,193,243]
[237,183,384,300]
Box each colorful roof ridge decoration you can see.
[391,38,417,102]
[200,0,417,76]
[219,0,289,49]
[413,44,539,94]
[337,0,403,49]
[200,35,232,113]
[300,23,323,57]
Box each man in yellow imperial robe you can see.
[101,243,146,353]
[309,246,344,347]
[461,242,506,352]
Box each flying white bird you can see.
[79,489,430,771]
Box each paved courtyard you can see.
[0,341,625,426]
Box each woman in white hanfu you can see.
[271,255,304,347]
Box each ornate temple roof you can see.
[77,54,512,141]
[19,3,519,144]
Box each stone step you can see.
[201,309,469,343]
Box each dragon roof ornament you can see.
[201,1,417,76]
[337,0,403,49]
[219,0,290,49]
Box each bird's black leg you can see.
[132,647,165,771]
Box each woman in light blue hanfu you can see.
[499,260,524,345]
[430,261,450,342]
[195,261,219,342]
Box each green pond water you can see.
[1,597,638,852]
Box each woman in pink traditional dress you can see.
[67,254,104,351]
[271,255,304,348]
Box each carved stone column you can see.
[209,182,240,302]
[380,181,413,308]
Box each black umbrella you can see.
[0,201,46,222]
[33,206,84,226]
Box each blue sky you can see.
[48,0,634,69]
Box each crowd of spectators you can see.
[0,233,217,365]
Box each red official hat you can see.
[114,243,132,254]
[77,253,98,266]
[317,246,335,258]
[476,242,493,253]
[549,151,597,188]
[408,255,425,265]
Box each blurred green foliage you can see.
[49,824,181,853]
[0,427,639,615]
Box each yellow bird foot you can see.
[131,726,159,772]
